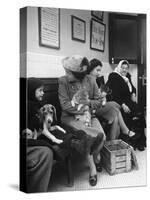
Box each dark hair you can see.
[72,70,87,80]
[80,57,89,69]
[28,78,44,101]
[87,58,103,74]
[72,57,89,80]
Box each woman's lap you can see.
[62,116,104,136]
[61,116,105,153]
[95,101,120,122]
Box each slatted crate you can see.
[101,139,132,175]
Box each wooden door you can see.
[137,14,146,112]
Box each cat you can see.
[71,89,91,126]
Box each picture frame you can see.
[71,15,86,42]
[90,18,106,52]
[38,7,60,49]
[91,10,104,21]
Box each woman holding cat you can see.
[88,58,136,140]
[58,55,105,186]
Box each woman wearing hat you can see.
[58,55,105,186]
[88,58,136,140]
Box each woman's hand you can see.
[131,93,136,102]
[122,103,131,113]
[79,99,91,106]
[22,128,34,139]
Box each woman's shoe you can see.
[138,146,145,151]
[137,144,145,151]
[128,130,141,140]
[128,130,136,137]
[95,161,103,172]
[89,174,97,186]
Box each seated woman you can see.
[21,78,54,193]
[58,55,105,186]
[26,78,72,160]
[87,58,136,141]
[107,60,146,150]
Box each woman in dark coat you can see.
[107,60,146,150]
[107,60,138,128]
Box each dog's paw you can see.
[54,139,63,144]
[55,126,66,134]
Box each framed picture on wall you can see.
[38,7,60,49]
[71,15,86,42]
[91,10,104,21]
[90,18,106,52]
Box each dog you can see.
[37,104,66,144]
[130,114,146,150]
[120,112,146,151]
[71,89,91,126]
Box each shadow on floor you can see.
[9,184,19,191]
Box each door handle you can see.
[139,75,146,85]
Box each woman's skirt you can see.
[61,116,105,155]
[95,101,120,124]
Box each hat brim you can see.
[71,69,87,75]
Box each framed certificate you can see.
[90,18,106,51]
[39,7,60,49]
[71,15,86,42]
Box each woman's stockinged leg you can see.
[92,133,105,164]
[108,116,120,140]
[87,154,97,176]
[118,111,135,137]
[90,117,106,162]
[118,111,128,133]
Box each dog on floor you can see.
[71,89,91,127]
[120,113,146,151]
[130,114,146,151]
[37,104,66,144]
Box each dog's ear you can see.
[37,106,45,123]
[52,105,57,122]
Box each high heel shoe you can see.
[128,130,136,137]
[89,174,97,186]
[95,161,103,172]
[128,130,141,140]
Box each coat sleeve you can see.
[107,73,124,106]
[88,76,103,110]
[127,73,136,94]
[58,77,84,115]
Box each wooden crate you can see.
[101,139,132,175]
